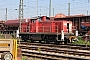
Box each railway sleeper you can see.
[80,47,90,50]
[21,50,90,60]
[22,50,90,57]
[20,45,90,57]
[20,44,90,51]
[20,45,90,52]
[82,53,90,57]
[46,50,56,52]
[56,51,65,54]
[22,52,61,60]
[22,52,67,60]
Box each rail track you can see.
[19,42,90,60]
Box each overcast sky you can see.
[0,0,90,20]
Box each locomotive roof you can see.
[30,16,50,20]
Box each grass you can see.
[22,56,38,60]
[73,36,90,45]
[22,56,27,60]
[0,33,4,38]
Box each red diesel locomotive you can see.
[19,16,75,44]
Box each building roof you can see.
[4,19,30,26]
[55,13,66,18]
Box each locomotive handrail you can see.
[20,25,73,34]
[37,25,59,33]
[38,26,52,33]
[21,26,29,32]
[57,26,58,33]
[21,25,73,34]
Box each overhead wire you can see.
[0,0,90,19]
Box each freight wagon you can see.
[19,16,77,44]
[54,13,90,35]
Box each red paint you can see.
[81,22,90,26]
[21,22,29,32]
[42,16,46,21]
[21,17,73,33]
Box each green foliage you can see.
[0,33,4,38]
[78,36,83,40]
[38,47,41,53]
[11,33,16,38]
[27,40,31,42]
[22,56,27,60]
[73,36,90,45]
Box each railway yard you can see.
[0,0,90,60]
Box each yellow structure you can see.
[69,36,77,42]
[0,39,17,60]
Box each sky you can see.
[0,0,90,20]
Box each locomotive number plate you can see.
[0,44,9,46]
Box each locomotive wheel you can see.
[64,37,69,44]
[31,40,34,43]
[1,52,13,60]
[44,36,49,44]
[23,39,27,42]
[55,41,60,44]
[44,39,49,44]
[39,40,42,43]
